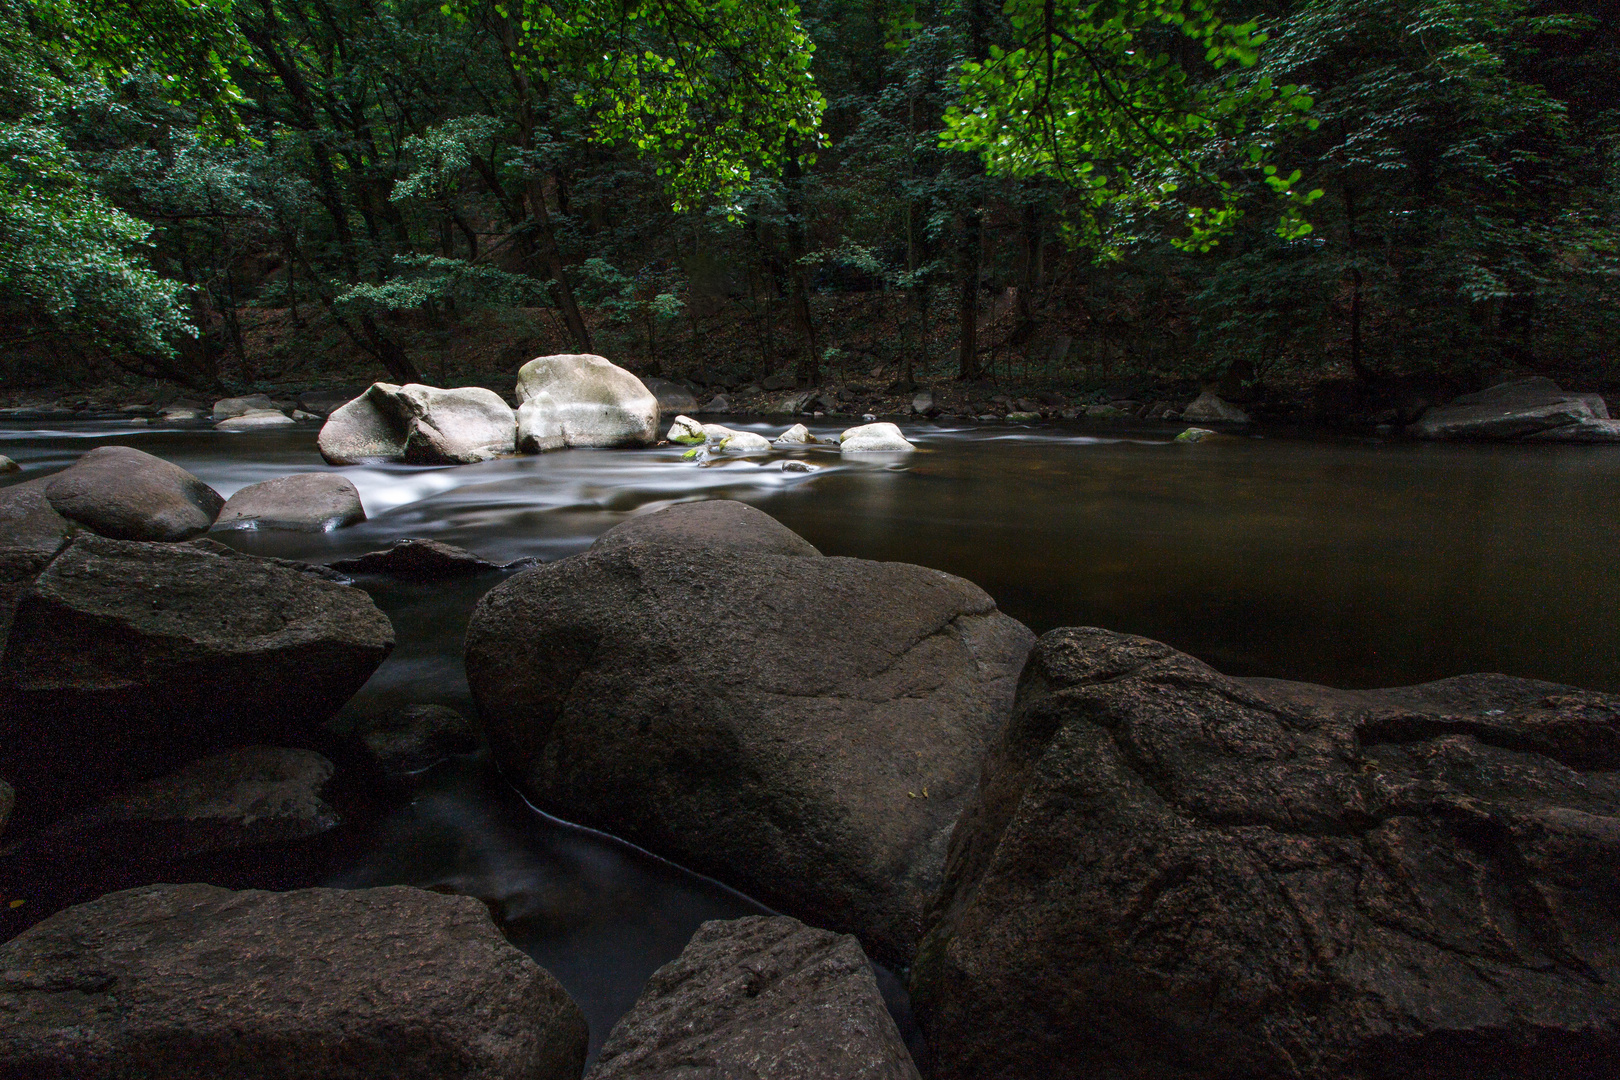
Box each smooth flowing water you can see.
[5,415,1619,1053]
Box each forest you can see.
[1,0,1616,412]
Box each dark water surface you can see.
[5,416,1618,1052]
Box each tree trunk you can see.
[783,146,819,386]
[954,0,989,382]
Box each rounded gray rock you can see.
[318,383,516,465]
[44,445,224,541]
[592,500,821,558]
[464,502,1033,966]
[215,473,366,532]
[0,883,588,1080]
[515,354,659,452]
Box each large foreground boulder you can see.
[214,473,366,531]
[911,626,1620,1080]
[514,354,659,452]
[44,445,224,541]
[1408,377,1613,440]
[318,383,516,465]
[0,883,588,1079]
[0,478,74,644]
[0,747,338,934]
[588,916,920,1080]
[0,534,393,825]
[464,501,1034,965]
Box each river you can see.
[4,414,1618,1055]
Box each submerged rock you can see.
[911,626,1620,1080]
[0,883,588,1079]
[840,422,915,453]
[44,445,224,541]
[464,501,1033,965]
[0,534,392,825]
[217,409,296,431]
[1180,391,1250,423]
[330,538,527,580]
[588,916,920,1080]
[515,353,659,452]
[1409,378,1611,441]
[318,383,516,465]
[214,473,365,532]
[358,704,479,775]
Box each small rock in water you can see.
[781,460,818,473]
[699,394,732,414]
[839,422,916,453]
[290,409,321,422]
[861,412,877,422]
[0,455,18,474]
[774,423,816,444]
[214,474,366,532]
[359,704,479,775]
[1174,426,1231,443]
[330,538,513,580]
[217,409,296,431]
[666,415,707,444]
[1005,411,1040,422]
[717,431,772,453]
[683,446,712,464]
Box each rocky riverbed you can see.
[2,380,1618,1077]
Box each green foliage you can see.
[940,0,1322,252]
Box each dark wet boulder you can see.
[1180,390,1250,423]
[0,747,338,934]
[0,534,393,826]
[642,376,699,416]
[214,473,366,532]
[592,500,821,558]
[464,501,1034,966]
[0,882,589,1080]
[358,704,479,775]
[331,537,531,580]
[0,478,74,645]
[910,626,1620,1080]
[588,915,920,1080]
[1408,377,1613,441]
[44,445,224,541]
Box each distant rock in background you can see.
[1179,391,1250,423]
[1409,377,1620,441]
[910,390,936,416]
[217,409,296,430]
[212,394,278,420]
[642,376,699,416]
[761,371,799,391]
[588,916,920,1080]
[215,474,365,532]
[699,394,732,414]
[44,445,224,541]
[0,883,589,1080]
[318,382,516,465]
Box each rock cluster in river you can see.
[464,500,1034,966]
[911,625,1620,1080]
[0,883,589,1079]
[318,382,517,464]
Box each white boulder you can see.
[317,383,516,465]
[514,353,658,453]
[216,409,296,431]
[212,395,277,421]
[839,422,915,453]
[717,431,772,453]
[775,423,817,444]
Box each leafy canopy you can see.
[940,0,1322,252]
